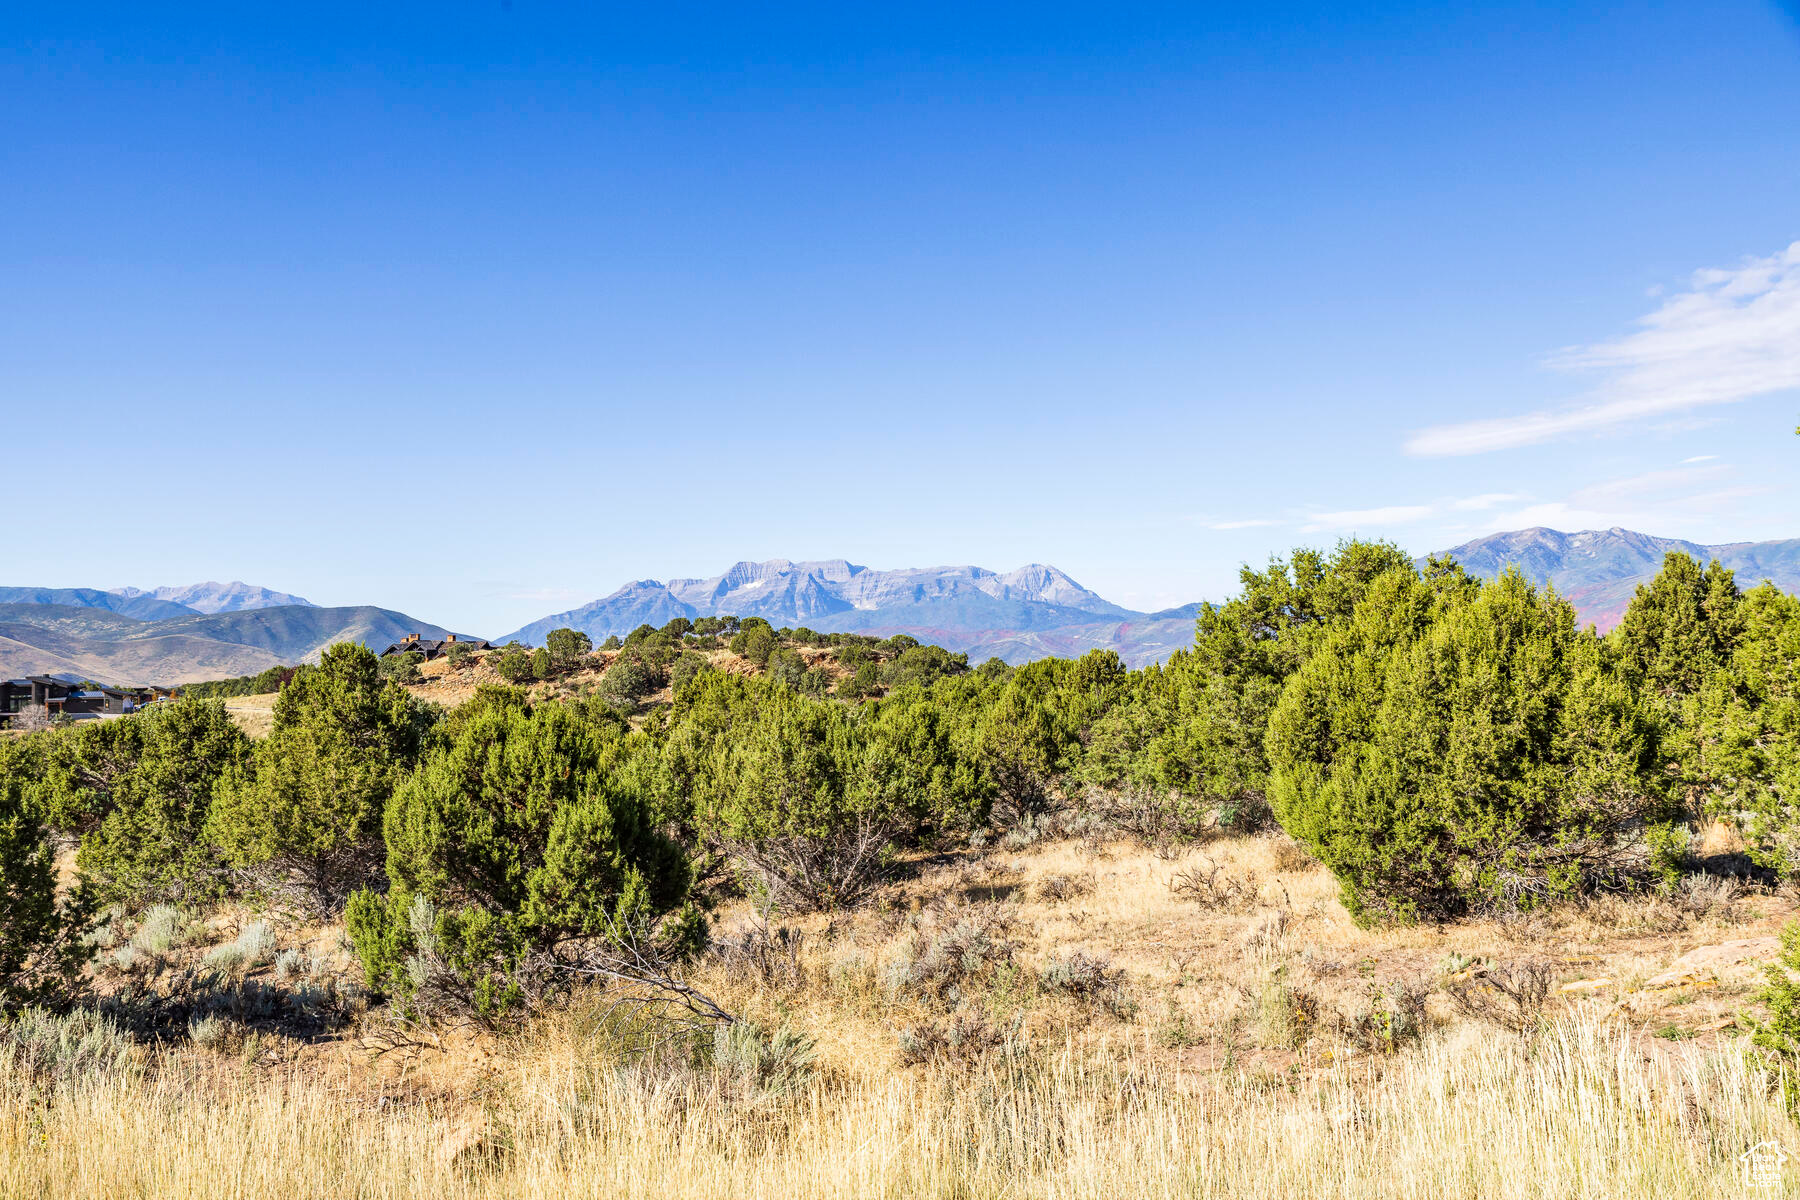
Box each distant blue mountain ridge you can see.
[3,528,1794,682]
[0,581,313,620]
[497,560,1189,666]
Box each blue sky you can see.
[5,2,1798,635]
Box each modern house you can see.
[0,675,170,727]
[378,632,493,661]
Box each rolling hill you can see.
[0,604,473,685]
[1426,527,1800,631]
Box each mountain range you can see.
[497,560,1202,668]
[1430,527,1800,631]
[110,581,315,615]
[0,581,313,622]
[502,528,1800,662]
[3,527,1795,683]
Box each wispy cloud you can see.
[1569,463,1727,504]
[1450,492,1524,511]
[1476,459,1765,537]
[1479,501,1674,534]
[1406,241,1800,456]
[1207,518,1280,530]
[1302,504,1434,533]
[495,585,591,606]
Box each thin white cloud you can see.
[499,586,590,606]
[1570,463,1727,504]
[1207,518,1280,530]
[1682,454,1718,463]
[1406,241,1800,456]
[1678,485,1774,512]
[1480,501,1686,534]
[1302,504,1433,533]
[1450,492,1524,511]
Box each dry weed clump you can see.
[1270,836,1316,874]
[1034,872,1094,903]
[1447,958,1559,1036]
[711,914,808,992]
[1335,977,1432,1054]
[1668,871,1747,919]
[1038,949,1134,1018]
[895,1013,1018,1066]
[1243,960,1323,1051]
[1169,856,1259,911]
[884,904,1018,1007]
[710,1020,820,1098]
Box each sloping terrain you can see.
[0,603,472,685]
[1431,527,1800,630]
[0,632,95,679]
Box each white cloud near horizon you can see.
[1302,504,1434,533]
[1569,462,1728,504]
[1450,492,1525,510]
[1480,501,1676,534]
[1406,241,1800,456]
[1477,459,1768,538]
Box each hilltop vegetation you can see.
[2,540,1798,1196]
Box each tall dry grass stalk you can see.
[1,1011,1791,1199]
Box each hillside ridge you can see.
[0,603,474,685]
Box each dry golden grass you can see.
[3,1008,1792,1199]
[14,830,1797,1197]
[221,693,279,739]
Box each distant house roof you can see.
[379,635,492,660]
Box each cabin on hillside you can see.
[0,675,161,727]
[378,632,493,661]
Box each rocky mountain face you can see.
[1428,527,1800,631]
[113,581,315,614]
[501,560,1159,665]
